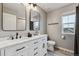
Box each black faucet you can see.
[16,33,22,39]
[16,33,18,39]
[12,36,14,40]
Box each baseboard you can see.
[56,47,74,54]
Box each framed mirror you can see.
[30,10,40,31]
[2,3,26,31]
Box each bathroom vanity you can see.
[0,34,47,56]
[0,3,47,56]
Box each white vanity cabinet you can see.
[0,35,47,56]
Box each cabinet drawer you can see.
[41,37,47,41]
[33,52,39,56]
[28,46,39,56]
[30,39,39,48]
[32,40,39,45]
[5,43,29,56]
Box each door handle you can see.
[43,43,45,48]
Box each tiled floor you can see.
[46,50,74,56]
[46,51,67,56]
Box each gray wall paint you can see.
[47,4,76,51]
[0,3,47,38]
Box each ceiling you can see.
[37,3,71,13]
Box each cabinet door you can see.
[39,37,47,56]
[42,37,47,55]
[0,49,5,56]
[5,43,29,56]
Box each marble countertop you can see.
[0,34,47,49]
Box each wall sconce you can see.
[29,3,37,10]
[33,4,37,8]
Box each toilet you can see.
[47,41,56,52]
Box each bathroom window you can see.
[62,13,76,34]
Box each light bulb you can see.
[30,4,33,9]
[33,6,37,11]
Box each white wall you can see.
[47,4,76,51]
[0,3,47,38]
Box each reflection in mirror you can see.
[2,3,26,30]
[30,10,40,31]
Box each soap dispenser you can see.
[28,32,32,37]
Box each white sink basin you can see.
[0,36,29,45]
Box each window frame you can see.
[61,12,76,35]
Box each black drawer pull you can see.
[16,47,25,51]
[34,52,38,56]
[34,42,38,44]
[34,47,38,51]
